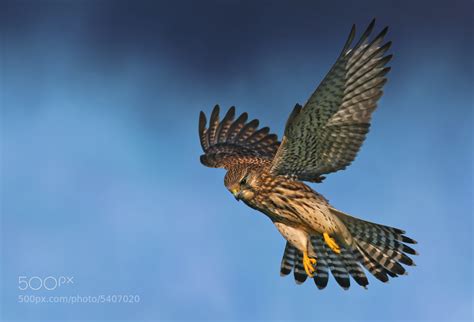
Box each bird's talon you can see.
[303,251,317,277]
[323,232,341,254]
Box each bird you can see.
[198,19,417,290]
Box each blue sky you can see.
[1,0,473,321]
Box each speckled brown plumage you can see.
[198,20,417,290]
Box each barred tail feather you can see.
[322,240,350,289]
[354,243,390,282]
[280,242,296,276]
[293,251,308,284]
[357,240,406,275]
[340,247,369,288]
[311,237,330,289]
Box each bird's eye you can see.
[239,177,247,185]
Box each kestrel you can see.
[198,20,417,290]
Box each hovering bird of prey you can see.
[198,20,417,290]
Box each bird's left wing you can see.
[199,105,280,168]
[271,20,392,182]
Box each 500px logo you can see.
[18,276,74,291]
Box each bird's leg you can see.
[302,251,317,277]
[323,232,341,254]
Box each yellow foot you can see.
[323,232,341,254]
[303,251,317,277]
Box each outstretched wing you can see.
[271,20,392,181]
[199,105,280,168]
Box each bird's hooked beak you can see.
[231,188,241,201]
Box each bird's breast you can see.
[243,183,339,234]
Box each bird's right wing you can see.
[271,20,392,182]
[199,105,280,168]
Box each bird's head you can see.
[224,166,257,202]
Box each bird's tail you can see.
[330,208,418,285]
[280,208,418,290]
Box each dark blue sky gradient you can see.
[1,0,473,321]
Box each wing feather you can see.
[207,106,220,146]
[216,107,236,143]
[227,112,248,143]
